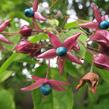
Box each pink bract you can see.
[32,0,46,21]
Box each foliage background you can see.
[0,0,109,109]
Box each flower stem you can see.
[90,62,94,72]
[1,32,19,35]
[46,59,50,78]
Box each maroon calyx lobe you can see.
[90,30,109,47]
[15,40,41,57]
[89,30,109,54]
[19,25,32,37]
[89,30,109,70]
[99,43,109,55]
[94,53,109,70]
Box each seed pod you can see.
[76,72,99,93]
[15,40,41,57]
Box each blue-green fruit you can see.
[40,84,52,96]
[24,8,34,17]
[99,20,109,29]
[56,47,67,56]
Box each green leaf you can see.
[64,19,89,29]
[51,68,73,109]
[64,21,79,29]
[64,60,79,78]
[0,70,13,83]
[28,33,48,43]
[0,88,15,109]
[14,53,36,64]
[97,83,109,95]
[52,88,73,109]
[32,90,53,109]
[0,52,18,83]
[95,67,109,84]
[84,51,93,64]
[47,19,59,27]
[93,99,109,109]
[0,52,17,73]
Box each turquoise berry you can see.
[56,47,67,56]
[24,8,34,17]
[40,84,52,96]
[99,20,109,29]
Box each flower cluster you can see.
[2,0,106,95]
[80,3,109,71]
[16,0,78,95]
[75,2,109,93]
[19,1,101,94]
[15,0,45,57]
[91,30,109,70]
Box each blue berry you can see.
[24,8,34,17]
[99,20,109,29]
[40,84,52,96]
[56,47,67,56]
